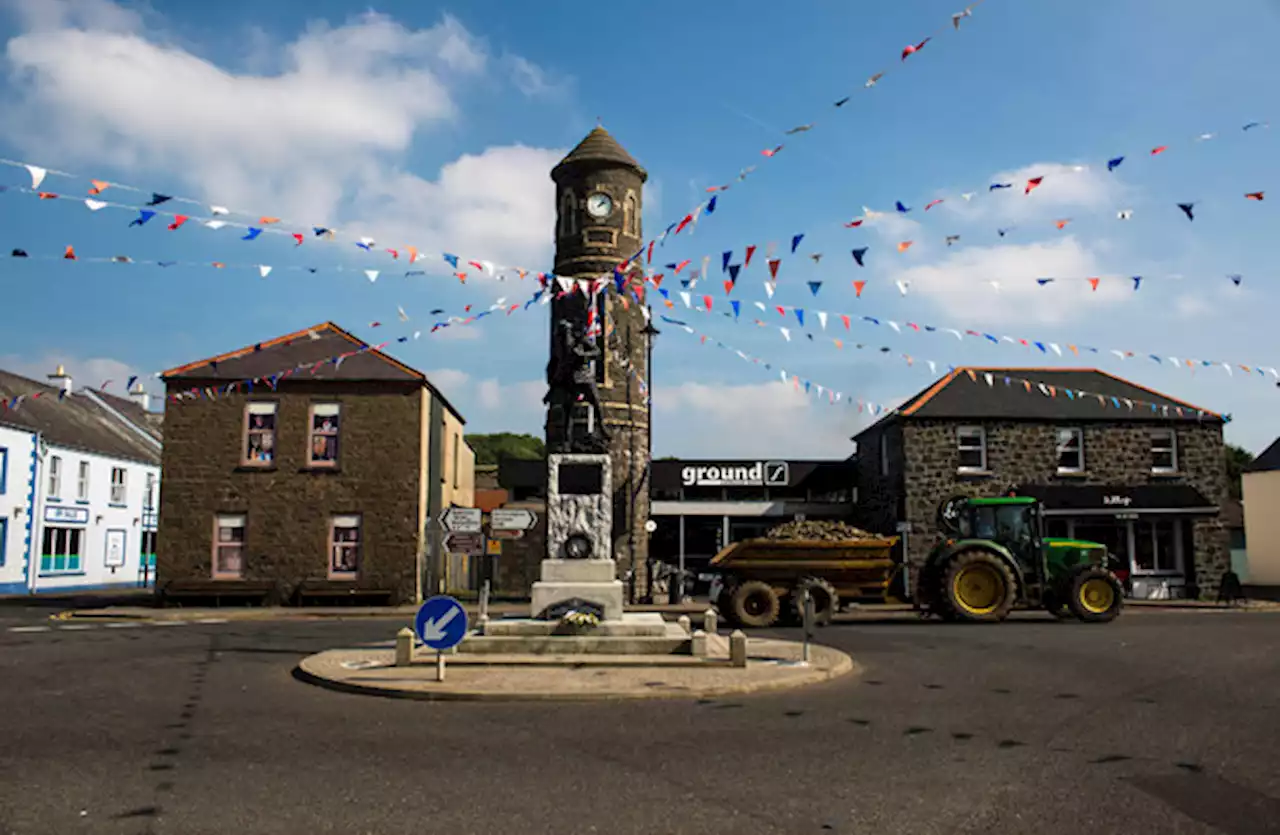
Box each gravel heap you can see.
[764,520,880,541]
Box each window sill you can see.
[75,499,90,505]
[235,465,277,473]
[956,469,992,478]
[39,570,86,578]
[301,465,341,474]
[108,503,127,509]
[1054,470,1090,479]
[1150,471,1183,478]
[211,575,245,582]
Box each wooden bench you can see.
[292,580,395,607]
[160,580,277,607]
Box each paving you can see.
[0,609,1278,834]
[296,636,854,701]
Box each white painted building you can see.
[0,367,162,595]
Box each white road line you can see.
[8,625,51,633]
[193,618,229,624]
[105,622,142,629]
[150,620,187,626]
[58,624,95,631]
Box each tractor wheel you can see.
[1067,567,1124,623]
[789,577,838,626]
[942,550,1017,623]
[729,580,782,628]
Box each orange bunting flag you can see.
[834,339,843,348]
[840,314,850,329]
[700,335,707,345]
[1025,176,1044,195]
[1151,146,1168,155]
[767,258,781,279]
[1088,277,1100,291]
[167,215,189,231]
[212,262,225,269]
[1023,380,1032,392]
[965,369,977,381]
[38,192,57,200]
[723,280,734,295]
[259,217,280,225]
[897,241,913,253]
[1246,191,1265,201]
[761,145,784,157]
[88,180,110,195]
[1069,345,1079,356]
[63,245,76,260]
[455,272,467,283]
[408,246,418,263]
[702,295,713,311]
[853,280,867,297]
[674,259,691,274]
[1055,219,1071,230]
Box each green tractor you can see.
[914,494,1126,623]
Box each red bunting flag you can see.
[212,262,225,269]
[386,249,399,259]
[924,199,944,211]
[761,145,784,157]
[844,218,864,228]
[897,241,913,253]
[674,214,694,234]
[646,241,655,264]
[744,245,756,267]
[901,37,930,60]
[674,259,691,274]
[63,245,76,260]
[1246,191,1265,201]
[1088,277,1100,291]
[1055,219,1071,230]
[1025,176,1044,195]
[292,233,304,245]
[468,260,484,271]
[38,192,57,200]
[853,280,867,297]
[455,272,467,283]
[767,258,781,279]
[776,306,786,317]
[703,295,713,310]
[167,215,189,231]
[1151,146,1168,155]
[840,314,851,329]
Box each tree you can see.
[1225,443,1254,501]
[465,433,545,466]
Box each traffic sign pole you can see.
[436,650,445,682]
[414,596,469,685]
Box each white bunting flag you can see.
[816,311,828,330]
[679,292,692,308]
[764,282,775,299]
[398,306,409,322]
[210,206,229,216]
[779,327,791,342]
[928,361,937,374]
[258,265,272,278]
[365,270,379,283]
[84,199,107,211]
[25,165,46,189]
[984,373,994,386]
[895,280,910,296]
[1050,343,1062,356]
[888,321,901,333]
[204,220,227,230]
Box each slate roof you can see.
[1246,437,1280,472]
[90,389,163,442]
[161,322,464,422]
[893,367,1222,423]
[0,369,161,465]
[552,126,647,180]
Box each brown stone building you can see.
[853,367,1230,600]
[156,322,474,605]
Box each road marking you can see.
[58,624,94,631]
[193,618,229,624]
[105,622,142,629]
[150,620,187,626]
[8,625,51,632]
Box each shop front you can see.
[649,459,855,592]
[1018,484,1218,599]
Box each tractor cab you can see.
[922,494,1124,623]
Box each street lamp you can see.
[640,315,660,602]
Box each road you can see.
[1,608,1278,835]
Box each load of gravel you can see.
[763,519,881,541]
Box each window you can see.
[879,434,890,477]
[623,190,640,237]
[0,446,8,495]
[1151,430,1177,473]
[956,426,987,472]
[140,529,157,568]
[109,467,126,505]
[213,514,246,578]
[77,461,90,501]
[308,404,341,466]
[558,189,577,239]
[243,402,277,465]
[329,515,361,577]
[0,518,6,567]
[47,455,62,498]
[40,526,83,574]
[1056,428,1084,473]
[1134,519,1183,574]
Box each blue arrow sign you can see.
[414,596,469,651]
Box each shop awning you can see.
[1017,484,1217,516]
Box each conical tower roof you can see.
[552,126,647,182]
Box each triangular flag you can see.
[767,259,781,279]
[895,280,910,296]
[88,179,110,195]
[728,264,741,282]
[744,245,756,267]
[897,241,913,253]
[259,265,272,278]
[791,234,804,253]
[63,245,76,260]
[242,227,262,241]
[807,281,821,296]
[1088,277,1099,291]
[795,309,805,327]
[25,165,46,189]
[365,270,379,282]
[1107,156,1124,171]
[1132,276,1142,290]
[1025,176,1044,195]
[702,295,713,311]
[853,280,866,297]
[167,215,189,231]
[210,206,229,216]
[851,247,868,267]
[764,282,775,299]
[129,210,155,227]
[205,220,227,230]
[84,199,107,211]
[817,311,828,330]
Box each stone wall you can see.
[852,421,905,539]
[492,499,545,597]
[899,418,1229,596]
[157,380,424,603]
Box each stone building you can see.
[156,322,474,605]
[548,126,656,600]
[853,367,1230,599]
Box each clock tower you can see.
[548,126,654,601]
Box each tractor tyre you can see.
[1067,567,1125,623]
[729,580,782,628]
[941,550,1017,623]
[789,577,838,626]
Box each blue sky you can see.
[1,0,1278,457]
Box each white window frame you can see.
[109,467,127,506]
[879,433,890,478]
[307,403,341,468]
[1055,427,1085,474]
[213,514,246,579]
[1151,429,1178,474]
[956,426,987,473]
[48,455,62,498]
[329,514,362,579]
[77,461,90,501]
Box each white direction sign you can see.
[490,508,538,531]
[439,507,482,533]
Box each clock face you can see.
[585,192,613,219]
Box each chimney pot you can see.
[48,365,72,395]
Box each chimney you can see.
[47,364,72,396]
[129,379,149,411]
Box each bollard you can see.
[677,614,692,635]
[729,630,747,668]
[703,608,718,636]
[395,627,414,667]
[691,629,708,657]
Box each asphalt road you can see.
[1,609,1278,835]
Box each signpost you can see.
[490,508,537,531]
[439,507,483,533]
[414,595,469,682]
[444,531,485,555]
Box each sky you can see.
[0,0,1278,458]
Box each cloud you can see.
[653,380,860,458]
[937,161,1128,226]
[424,368,545,426]
[0,2,567,269]
[0,352,156,400]
[893,237,1127,326]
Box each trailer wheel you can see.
[789,577,838,626]
[729,580,781,628]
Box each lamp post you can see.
[640,315,660,602]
